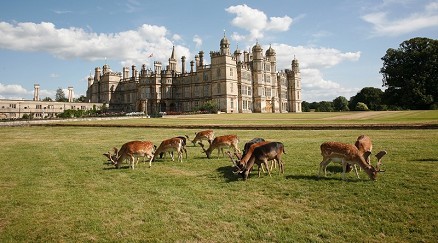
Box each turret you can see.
[123,67,129,80]
[169,46,177,71]
[199,51,204,67]
[181,56,186,74]
[234,44,242,63]
[131,65,137,78]
[220,33,230,55]
[94,67,101,82]
[190,60,194,73]
[154,61,162,74]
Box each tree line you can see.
[303,37,437,112]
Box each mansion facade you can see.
[86,35,302,114]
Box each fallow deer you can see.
[199,134,240,159]
[234,142,286,180]
[152,137,184,162]
[319,141,386,180]
[191,130,215,146]
[103,140,155,169]
[159,135,189,159]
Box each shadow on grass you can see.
[216,166,240,183]
[410,158,438,162]
[286,174,340,181]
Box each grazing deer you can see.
[191,130,215,146]
[229,140,270,172]
[233,142,286,180]
[319,141,386,180]
[152,137,184,162]
[199,134,240,159]
[103,140,155,169]
[159,135,189,159]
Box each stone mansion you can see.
[86,35,302,114]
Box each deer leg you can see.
[170,151,175,161]
[148,156,153,168]
[353,164,360,179]
[264,160,271,177]
[341,160,348,180]
[319,158,331,177]
[129,155,135,169]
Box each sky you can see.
[0,0,437,102]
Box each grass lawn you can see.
[0,112,437,242]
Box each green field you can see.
[0,111,437,242]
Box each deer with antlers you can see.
[199,134,240,159]
[229,142,286,180]
[319,141,386,180]
[103,140,155,169]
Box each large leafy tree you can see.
[333,96,349,111]
[349,87,384,111]
[381,37,438,109]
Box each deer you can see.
[319,141,386,181]
[199,134,240,159]
[152,137,184,162]
[232,142,286,180]
[226,140,270,176]
[158,135,189,159]
[103,140,155,169]
[191,130,215,146]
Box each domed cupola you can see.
[220,32,231,55]
[220,36,230,46]
[265,44,276,56]
[252,42,262,52]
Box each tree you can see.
[301,101,310,112]
[332,96,349,111]
[355,102,369,111]
[316,101,334,112]
[75,95,87,102]
[55,88,68,102]
[381,37,438,109]
[42,97,52,101]
[349,87,384,111]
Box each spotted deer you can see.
[152,137,184,162]
[319,141,386,180]
[199,134,240,159]
[191,130,215,146]
[103,140,155,169]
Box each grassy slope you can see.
[0,112,437,242]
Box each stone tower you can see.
[288,57,302,112]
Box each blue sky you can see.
[0,0,437,102]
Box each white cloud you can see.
[0,83,30,97]
[362,2,438,36]
[193,35,203,48]
[225,4,292,42]
[270,43,360,69]
[300,68,360,101]
[172,34,182,41]
[0,83,58,100]
[265,44,361,101]
[0,21,190,67]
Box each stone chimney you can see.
[68,87,74,102]
[33,84,40,101]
